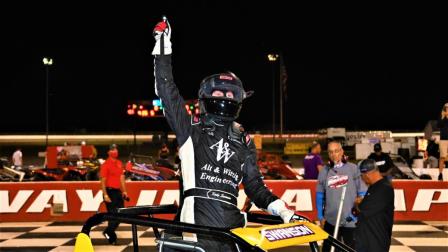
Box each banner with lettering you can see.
[0,181,447,222]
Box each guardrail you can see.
[1,180,447,222]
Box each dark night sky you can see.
[2,3,447,133]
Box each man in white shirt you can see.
[12,148,23,167]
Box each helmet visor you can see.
[201,98,241,118]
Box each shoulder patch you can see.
[243,133,251,146]
[191,115,201,125]
[193,115,200,123]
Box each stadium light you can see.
[267,54,279,62]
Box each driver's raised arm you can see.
[152,18,191,145]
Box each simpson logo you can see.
[263,225,314,242]
[327,175,349,189]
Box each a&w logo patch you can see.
[263,225,314,242]
[210,138,235,163]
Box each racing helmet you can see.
[198,72,252,121]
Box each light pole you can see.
[43,57,53,147]
[268,53,278,141]
[279,53,285,137]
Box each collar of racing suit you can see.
[200,115,248,146]
[200,114,232,130]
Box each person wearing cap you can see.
[100,144,128,245]
[354,159,394,252]
[438,103,448,180]
[316,141,367,252]
[303,141,324,179]
[367,143,394,177]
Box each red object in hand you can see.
[154,21,167,32]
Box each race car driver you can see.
[151,17,305,251]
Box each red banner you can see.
[0,180,447,222]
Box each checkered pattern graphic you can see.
[0,221,447,252]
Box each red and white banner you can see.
[0,180,447,222]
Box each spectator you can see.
[156,144,175,170]
[12,148,23,168]
[100,144,128,245]
[438,103,448,180]
[158,143,170,159]
[57,149,69,166]
[425,139,439,168]
[303,141,324,179]
[367,143,394,177]
[316,141,367,252]
[354,159,394,252]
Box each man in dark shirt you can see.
[354,159,394,252]
[425,139,439,168]
[368,143,394,177]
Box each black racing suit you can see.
[154,55,278,251]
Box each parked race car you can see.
[0,157,26,182]
[389,154,422,180]
[0,157,46,182]
[32,145,101,181]
[32,159,102,181]
[257,152,301,180]
[125,154,177,181]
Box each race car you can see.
[32,145,101,181]
[125,154,177,181]
[74,204,354,252]
[257,152,301,180]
